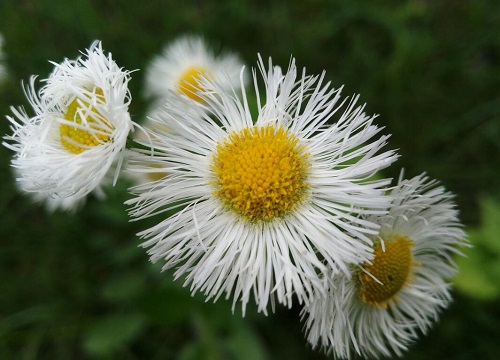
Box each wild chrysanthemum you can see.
[3,41,134,210]
[127,56,398,314]
[144,34,245,104]
[302,172,467,359]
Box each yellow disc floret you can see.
[359,234,415,307]
[176,65,208,102]
[212,125,310,222]
[60,88,113,154]
[145,163,167,182]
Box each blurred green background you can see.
[0,0,499,359]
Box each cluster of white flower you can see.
[2,35,467,358]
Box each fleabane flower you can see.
[125,118,171,186]
[302,172,468,359]
[3,41,134,210]
[127,56,398,314]
[144,34,246,104]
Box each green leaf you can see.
[83,313,147,356]
[454,197,500,300]
[177,342,205,360]
[224,320,270,360]
[454,237,500,300]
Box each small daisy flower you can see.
[127,55,398,314]
[3,41,135,210]
[0,34,6,83]
[144,34,246,104]
[302,172,467,359]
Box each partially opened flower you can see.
[3,41,134,210]
[302,173,467,359]
[127,55,397,314]
[144,35,246,104]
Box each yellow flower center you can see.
[212,125,310,222]
[60,88,113,154]
[145,163,167,182]
[359,234,415,307]
[176,65,209,102]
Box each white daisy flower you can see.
[124,118,171,186]
[144,34,246,104]
[0,34,6,83]
[127,56,398,314]
[302,172,468,359]
[3,41,135,210]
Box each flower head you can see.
[302,172,468,359]
[144,35,246,104]
[127,56,397,314]
[125,118,171,186]
[3,41,134,210]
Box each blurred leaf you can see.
[454,233,500,300]
[83,313,147,356]
[177,342,205,360]
[0,304,60,336]
[454,197,500,300]
[224,320,270,360]
[191,311,224,360]
[199,298,238,331]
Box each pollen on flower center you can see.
[212,125,310,222]
[176,65,209,102]
[60,88,113,154]
[359,234,415,307]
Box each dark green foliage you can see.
[0,0,498,359]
